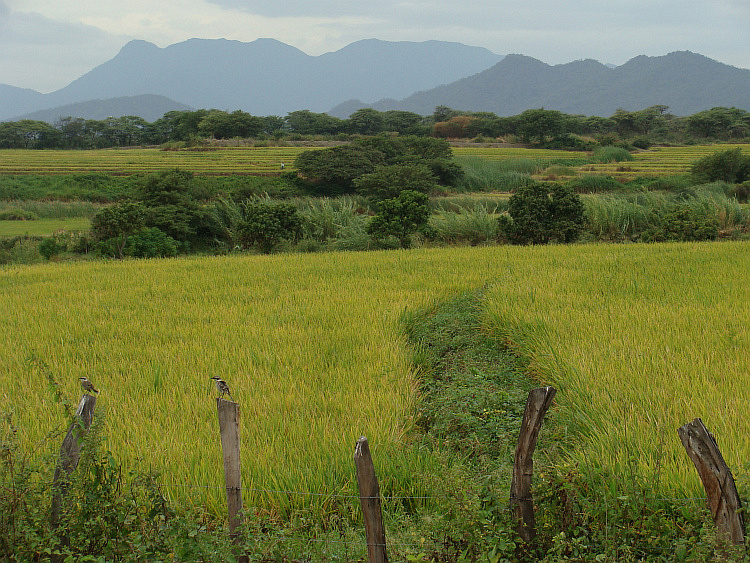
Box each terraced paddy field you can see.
[3,241,750,515]
[581,143,750,178]
[0,146,319,176]
[2,144,748,180]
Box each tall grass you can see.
[481,241,750,498]
[0,249,499,514]
[455,156,541,192]
[429,204,500,245]
[589,146,635,163]
[0,199,102,219]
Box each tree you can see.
[354,164,438,201]
[347,108,385,135]
[516,109,565,144]
[691,148,750,184]
[236,200,304,253]
[367,190,431,248]
[499,182,585,245]
[285,110,343,135]
[90,201,146,258]
[293,144,385,194]
[135,169,217,246]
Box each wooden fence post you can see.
[354,436,388,563]
[51,393,97,528]
[678,417,745,546]
[510,386,556,544]
[216,397,248,563]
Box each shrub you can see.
[124,227,179,258]
[38,237,62,260]
[367,190,431,248]
[354,164,438,201]
[589,146,635,164]
[237,200,304,253]
[499,182,585,244]
[642,204,719,242]
[0,208,38,220]
[691,147,750,184]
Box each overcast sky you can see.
[2,0,749,93]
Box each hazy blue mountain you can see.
[1,38,503,121]
[336,51,750,117]
[0,84,46,119]
[11,95,193,123]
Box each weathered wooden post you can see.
[216,397,248,563]
[354,436,388,563]
[678,417,745,546]
[51,393,97,528]
[510,386,556,544]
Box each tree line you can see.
[1,105,748,150]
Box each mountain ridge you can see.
[2,40,748,123]
[0,38,503,121]
[330,50,750,117]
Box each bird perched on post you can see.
[210,376,234,401]
[79,376,99,394]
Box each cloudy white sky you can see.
[1,0,749,93]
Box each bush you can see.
[589,146,635,164]
[642,203,719,242]
[124,227,179,258]
[691,147,750,184]
[0,208,38,220]
[38,237,62,260]
[354,164,438,200]
[367,190,431,248]
[499,182,585,244]
[237,200,304,253]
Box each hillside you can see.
[12,95,193,123]
[0,38,503,121]
[332,51,750,117]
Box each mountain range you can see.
[0,38,502,122]
[1,38,748,123]
[333,51,750,117]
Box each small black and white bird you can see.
[79,376,99,394]
[210,376,234,401]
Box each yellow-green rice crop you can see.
[481,241,750,496]
[0,146,318,176]
[2,242,750,514]
[0,218,90,236]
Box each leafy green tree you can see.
[285,110,344,135]
[499,182,585,244]
[90,201,146,258]
[516,109,565,144]
[123,227,179,258]
[293,144,385,194]
[382,111,428,135]
[354,164,437,200]
[691,148,750,184]
[136,169,217,246]
[236,200,304,253]
[347,108,386,135]
[367,190,431,248]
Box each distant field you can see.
[0,146,317,176]
[2,144,747,179]
[580,143,750,178]
[0,217,90,236]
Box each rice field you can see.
[580,143,750,179]
[3,241,750,514]
[0,218,90,236]
[0,146,317,176]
